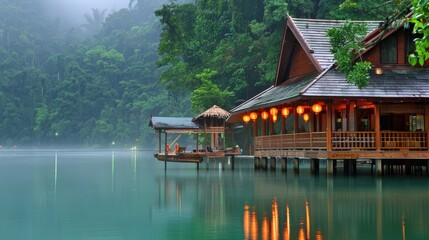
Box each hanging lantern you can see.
[281,107,290,118]
[272,115,278,123]
[269,107,278,116]
[249,112,258,121]
[303,113,309,122]
[312,103,322,114]
[296,106,305,115]
[242,114,251,124]
[261,111,269,120]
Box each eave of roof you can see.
[302,68,429,98]
[149,117,200,131]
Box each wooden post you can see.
[425,104,429,149]
[293,158,299,174]
[262,119,267,136]
[254,157,260,170]
[376,159,383,176]
[270,157,276,171]
[326,101,333,151]
[310,158,319,174]
[281,116,286,134]
[327,159,334,175]
[375,102,381,151]
[281,157,287,172]
[164,132,168,155]
[253,120,258,137]
[158,130,162,153]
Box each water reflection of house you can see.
[227,14,429,175]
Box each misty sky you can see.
[43,0,130,25]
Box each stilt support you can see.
[376,159,383,176]
[327,159,335,175]
[293,158,299,174]
[311,159,320,175]
[270,157,277,171]
[281,158,288,172]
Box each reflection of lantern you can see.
[272,115,278,123]
[303,113,309,122]
[281,107,290,118]
[261,111,269,120]
[312,103,322,114]
[296,106,305,115]
[250,112,258,121]
[243,114,251,123]
[270,107,278,116]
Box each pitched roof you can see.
[230,74,316,115]
[290,18,381,70]
[149,117,200,131]
[193,105,230,121]
[302,68,429,98]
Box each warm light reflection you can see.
[303,113,309,122]
[244,205,250,240]
[298,220,306,240]
[402,215,406,240]
[262,214,269,240]
[283,205,290,240]
[243,199,322,240]
[243,114,251,124]
[251,207,258,240]
[271,199,279,240]
[315,230,323,240]
[306,200,310,240]
[261,111,269,120]
[250,112,258,121]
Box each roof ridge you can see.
[292,18,382,24]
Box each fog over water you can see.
[42,0,130,25]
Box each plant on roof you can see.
[327,21,371,89]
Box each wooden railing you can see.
[254,131,428,152]
[332,132,376,150]
[254,132,327,150]
[381,131,427,151]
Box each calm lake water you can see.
[0,150,428,240]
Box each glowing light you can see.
[312,103,322,114]
[303,113,309,122]
[272,115,278,123]
[250,112,258,121]
[270,107,278,116]
[375,67,383,75]
[244,205,250,240]
[261,111,269,120]
[296,106,305,115]
[243,115,251,123]
[281,107,290,118]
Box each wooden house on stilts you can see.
[227,16,429,175]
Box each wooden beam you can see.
[326,101,332,151]
[375,102,381,151]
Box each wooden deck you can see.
[254,131,429,159]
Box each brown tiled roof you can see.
[291,18,381,70]
[302,68,429,98]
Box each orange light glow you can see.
[312,103,322,114]
[250,112,258,121]
[243,115,251,123]
[296,106,305,115]
[272,115,278,123]
[244,205,250,240]
[270,107,278,116]
[262,215,269,240]
[271,199,279,240]
[283,205,290,240]
[251,209,258,240]
[303,113,309,122]
[261,111,269,120]
[281,108,290,118]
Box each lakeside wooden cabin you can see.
[227,16,429,175]
[149,105,240,168]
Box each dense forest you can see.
[0,0,401,148]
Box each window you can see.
[381,34,397,64]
